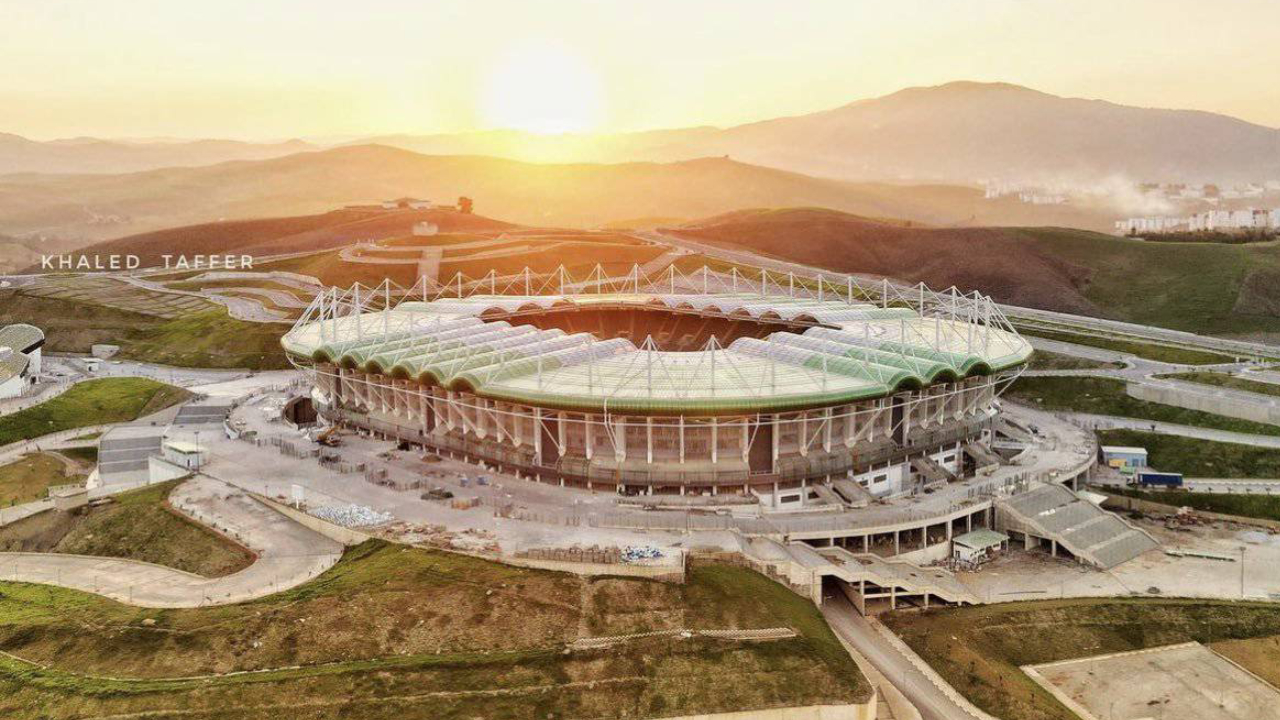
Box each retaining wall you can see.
[502,554,685,581]
[252,494,372,546]
[1128,383,1280,426]
[659,703,874,720]
[1098,491,1280,531]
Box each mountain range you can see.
[0,144,1120,242]
[5,82,1279,184]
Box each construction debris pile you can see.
[312,503,394,528]
[377,522,499,553]
[622,545,665,564]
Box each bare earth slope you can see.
[678,208,1099,314]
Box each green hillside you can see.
[1013,228,1280,337]
[676,208,1280,339]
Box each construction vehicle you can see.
[314,426,342,447]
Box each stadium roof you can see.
[284,290,1030,414]
[0,324,43,386]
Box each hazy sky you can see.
[7,0,1280,140]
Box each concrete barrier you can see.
[252,494,372,546]
[1128,382,1280,426]
[501,554,685,581]
[659,704,875,720]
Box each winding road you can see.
[0,475,343,608]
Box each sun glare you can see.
[480,43,603,134]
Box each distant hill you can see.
[0,233,86,275]
[363,82,1280,185]
[0,144,1118,242]
[649,82,1280,183]
[0,133,316,175]
[50,207,512,269]
[672,207,1280,339]
[7,81,1278,186]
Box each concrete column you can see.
[771,416,780,471]
[679,415,685,464]
[558,412,566,457]
[585,416,594,460]
[894,531,900,555]
[533,407,543,465]
[646,417,653,464]
[711,418,718,464]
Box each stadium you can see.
[281,265,1031,508]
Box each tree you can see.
[458,196,473,214]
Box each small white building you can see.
[952,529,1010,565]
[412,221,439,237]
[162,440,208,470]
[0,324,44,399]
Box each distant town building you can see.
[381,197,435,210]
[1116,207,1280,235]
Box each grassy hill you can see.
[0,480,254,577]
[0,454,85,506]
[0,290,289,369]
[0,541,869,719]
[0,378,190,447]
[674,207,1280,338]
[883,598,1280,720]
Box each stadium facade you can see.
[282,266,1031,509]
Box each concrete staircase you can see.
[96,425,164,484]
[911,455,955,485]
[963,442,1005,472]
[819,546,979,607]
[736,535,977,612]
[171,402,233,428]
[996,483,1158,569]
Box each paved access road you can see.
[1070,413,1280,449]
[0,475,342,607]
[823,594,985,720]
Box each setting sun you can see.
[479,42,603,134]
